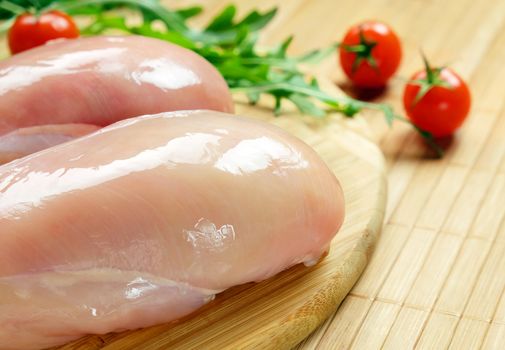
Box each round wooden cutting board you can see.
[54,83,387,350]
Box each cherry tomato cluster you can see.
[339,21,471,138]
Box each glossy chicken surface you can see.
[0,110,344,349]
[0,35,233,162]
[0,124,100,164]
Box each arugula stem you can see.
[231,83,390,120]
[0,1,27,15]
[237,57,297,66]
[231,83,442,156]
[231,83,353,104]
[51,0,189,33]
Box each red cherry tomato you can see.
[8,10,79,54]
[403,66,471,138]
[339,21,402,88]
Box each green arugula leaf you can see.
[0,0,26,15]
[81,15,130,35]
[53,0,189,33]
[205,5,236,32]
[175,5,202,20]
[132,24,196,49]
[236,8,276,31]
[271,35,293,58]
[0,0,53,17]
[237,29,258,56]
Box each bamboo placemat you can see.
[172,0,505,348]
[3,0,493,348]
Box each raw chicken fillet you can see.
[0,35,233,163]
[0,110,345,349]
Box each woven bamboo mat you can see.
[174,0,505,348]
[0,0,496,348]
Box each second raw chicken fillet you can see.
[0,35,233,163]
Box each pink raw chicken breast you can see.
[0,35,233,163]
[0,110,345,350]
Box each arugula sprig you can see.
[69,3,391,118]
[0,0,441,155]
